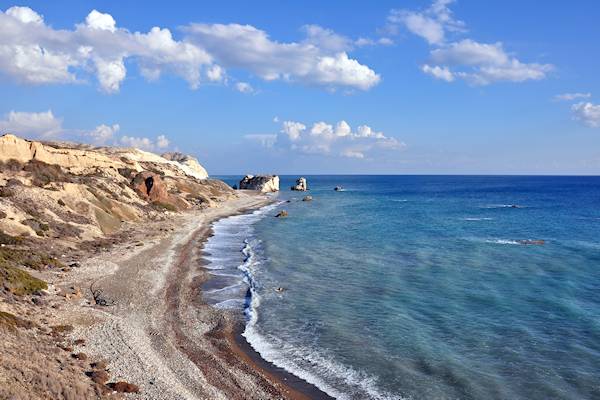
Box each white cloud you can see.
[389,1,552,85]
[184,23,380,90]
[271,119,404,159]
[426,39,553,85]
[388,0,464,45]
[0,110,63,137]
[120,134,171,150]
[378,37,394,46]
[0,7,380,93]
[206,64,224,82]
[156,134,170,148]
[422,64,454,82]
[6,6,43,24]
[281,121,306,141]
[554,92,591,101]
[89,123,119,143]
[572,102,600,128]
[303,25,352,53]
[244,134,277,148]
[85,9,116,32]
[0,6,217,92]
[235,81,254,94]
[341,149,365,159]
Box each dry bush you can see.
[23,160,73,187]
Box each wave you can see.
[481,204,526,209]
[206,201,399,399]
[462,217,494,221]
[240,239,399,400]
[391,199,408,202]
[485,239,521,245]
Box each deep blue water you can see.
[204,176,600,400]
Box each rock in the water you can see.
[291,177,308,191]
[275,210,288,218]
[239,175,280,192]
[302,195,313,202]
[334,186,343,191]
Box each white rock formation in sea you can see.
[291,177,308,191]
[239,175,280,192]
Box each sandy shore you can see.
[57,191,329,399]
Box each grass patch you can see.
[0,262,47,295]
[0,246,64,270]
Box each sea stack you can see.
[291,177,308,191]
[239,175,280,192]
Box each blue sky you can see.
[0,1,599,174]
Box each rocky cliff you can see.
[238,175,280,192]
[0,133,235,242]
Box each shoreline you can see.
[196,204,335,400]
[72,191,331,399]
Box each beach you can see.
[57,191,327,400]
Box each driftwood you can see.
[89,280,116,306]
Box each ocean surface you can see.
[203,176,600,400]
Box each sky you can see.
[0,0,599,175]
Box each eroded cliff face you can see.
[0,134,234,243]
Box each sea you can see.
[202,175,600,400]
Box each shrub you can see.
[23,160,73,187]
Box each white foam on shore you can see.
[238,232,399,400]
[204,200,400,400]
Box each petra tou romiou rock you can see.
[291,177,308,191]
[238,175,280,192]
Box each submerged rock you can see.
[275,210,288,218]
[302,195,313,202]
[239,175,280,192]
[291,177,308,191]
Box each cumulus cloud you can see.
[88,123,119,143]
[0,6,217,92]
[0,110,63,137]
[554,92,591,101]
[572,102,600,128]
[183,23,380,90]
[0,7,380,92]
[388,1,552,85]
[263,119,404,159]
[120,134,171,150]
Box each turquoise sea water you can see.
[204,176,600,400]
